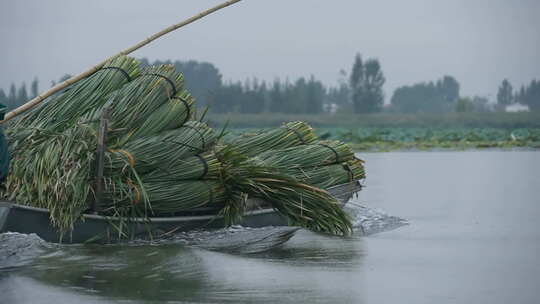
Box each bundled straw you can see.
[5,124,99,229]
[8,56,140,149]
[290,158,365,189]
[12,56,140,129]
[139,180,227,214]
[229,121,317,156]
[142,152,221,182]
[127,89,194,141]
[255,140,354,169]
[106,121,218,173]
[217,149,353,235]
[90,64,185,145]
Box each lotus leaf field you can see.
[225,127,540,151]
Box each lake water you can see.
[1,151,539,303]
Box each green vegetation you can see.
[224,124,540,152]
[499,78,540,111]
[349,54,385,113]
[208,112,540,129]
[322,127,540,151]
[391,76,460,113]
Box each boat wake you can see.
[163,225,301,254]
[347,204,409,236]
[0,204,407,269]
[0,232,54,271]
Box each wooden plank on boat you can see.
[91,107,110,213]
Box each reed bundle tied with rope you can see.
[8,56,140,149]
[290,158,365,189]
[101,178,228,215]
[106,121,217,173]
[141,180,228,214]
[254,140,355,169]
[217,149,353,235]
[142,152,222,182]
[229,121,318,156]
[89,64,189,144]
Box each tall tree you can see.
[17,83,28,107]
[305,76,325,114]
[207,81,241,114]
[349,53,385,113]
[470,96,491,112]
[325,69,350,113]
[269,80,285,113]
[239,78,265,114]
[496,79,513,109]
[436,75,460,103]
[390,76,461,113]
[30,78,39,98]
[326,84,349,111]
[288,78,308,114]
[7,84,17,110]
[362,59,385,112]
[349,54,364,113]
[522,79,540,111]
[455,97,473,113]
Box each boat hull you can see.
[0,182,360,243]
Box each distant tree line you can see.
[496,78,540,111]
[0,78,39,111]
[142,59,333,114]
[2,55,538,115]
[142,54,383,115]
[389,76,460,113]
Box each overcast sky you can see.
[1,0,539,102]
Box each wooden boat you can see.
[0,181,361,243]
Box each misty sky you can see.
[1,0,539,102]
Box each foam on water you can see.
[347,204,409,235]
[0,204,407,268]
[165,225,301,254]
[0,232,53,270]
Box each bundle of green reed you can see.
[140,180,227,214]
[126,89,194,141]
[290,158,365,189]
[4,57,142,230]
[88,64,186,145]
[229,121,317,156]
[217,148,353,235]
[142,152,221,182]
[101,178,227,215]
[106,121,218,173]
[8,56,140,151]
[254,140,354,169]
[5,124,99,229]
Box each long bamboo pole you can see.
[1,0,242,123]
